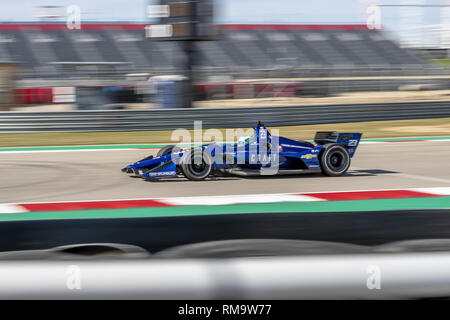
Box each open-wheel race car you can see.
[122,122,362,181]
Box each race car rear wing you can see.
[314,131,363,157]
[314,131,339,145]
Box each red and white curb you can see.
[1,187,449,214]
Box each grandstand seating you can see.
[0,23,425,75]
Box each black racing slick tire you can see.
[319,144,351,177]
[157,145,180,157]
[180,148,213,181]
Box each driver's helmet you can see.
[237,135,255,147]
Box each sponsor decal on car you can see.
[250,153,278,163]
[281,144,311,149]
[147,171,177,177]
[301,154,317,160]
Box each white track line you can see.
[0,204,28,214]
[350,165,450,185]
[0,149,138,154]
[412,187,450,195]
[395,173,450,185]
[162,194,323,206]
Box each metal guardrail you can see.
[1,100,450,132]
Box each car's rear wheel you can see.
[180,148,213,181]
[319,144,351,177]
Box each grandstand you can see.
[0,23,426,78]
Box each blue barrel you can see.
[153,75,188,109]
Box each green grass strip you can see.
[0,144,164,152]
[0,143,205,152]
[1,196,448,222]
[364,136,450,142]
[0,136,449,152]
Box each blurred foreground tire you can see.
[154,239,370,258]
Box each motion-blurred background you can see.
[1,0,450,114]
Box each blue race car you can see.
[122,122,362,181]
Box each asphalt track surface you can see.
[1,140,450,204]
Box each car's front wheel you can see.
[157,145,181,157]
[319,144,351,177]
[180,148,213,181]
